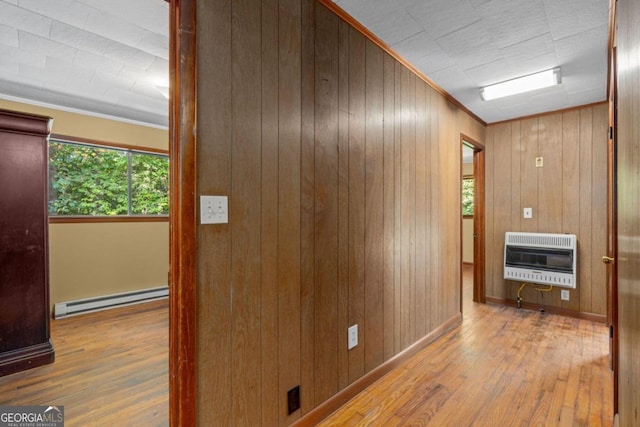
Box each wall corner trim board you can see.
[292,314,462,427]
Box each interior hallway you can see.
[319,263,613,426]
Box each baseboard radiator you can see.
[54,286,169,319]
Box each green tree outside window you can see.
[462,177,474,217]
[49,140,169,216]
[131,153,170,215]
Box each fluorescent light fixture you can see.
[480,67,561,101]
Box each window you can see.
[462,176,474,217]
[49,139,169,217]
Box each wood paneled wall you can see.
[194,0,483,425]
[484,104,608,316]
[615,0,640,424]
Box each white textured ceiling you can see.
[334,0,610,123]
[0,0,608,127]
[0,0,168,127]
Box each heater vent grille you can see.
[504,232,577,289]
[505,232,574,249]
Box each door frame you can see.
[460,134,486,309]
[606,1,618,411]
[169,0,198,426]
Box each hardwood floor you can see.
[0,300,168,427]
[0,269,613,426]
[319,264,613,426]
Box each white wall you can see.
[463,218,474,263]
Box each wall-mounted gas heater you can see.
[504,232,577,289]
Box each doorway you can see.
[461,135,485,313]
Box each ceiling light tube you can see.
[480,67,561,101]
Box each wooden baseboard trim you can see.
[292,313,462,426]
[485,296,607,323]
[0,340,55,377]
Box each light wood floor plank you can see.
[319,266,613,426]
[0,300,168,427]
[0,267,613,427]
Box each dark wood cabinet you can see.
[0,108,54,376]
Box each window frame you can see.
[48,134,169,223]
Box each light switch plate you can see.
[536,157,544,167]
[200,195,228,224]
[523,207,533,219]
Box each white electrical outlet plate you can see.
[536,157,544,167]
[348,324,358,350]
[561,290,570,301]
[200,195,228,224]
[523,207,533,219]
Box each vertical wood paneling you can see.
[508,122,522,301]
[492,123,512,299]
[299,0,316,412]
[590,104,608,316]
[261,1,279,424]
[429,90,442,327]
[486,106,608,316]
[578,108,594,314]
[423,87,433,331]
[194,1,486,423]
[382,53,395,361]
[538,115,563,235]
[460,111,486,147]
[336,19,350,391]
[408,76,418,340]
[510,122,522,233]
[347,28,366,383]
[313,3,340,403]
[278,1,302,424]
[484,126,496,298]
[561,111,580,311]
[440,99,460,317]
[399,67,416,350]
[561,111,580,235]
[393,60,402,354]
[414,80,427,340]
[516,117,546,302]
[196,0,232,423]
[520,118,539,233]
[364,39,384,373]
[230,0,262,424]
